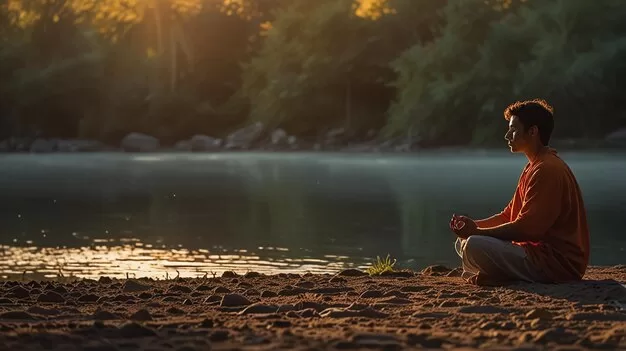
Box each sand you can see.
[1,265,625,350]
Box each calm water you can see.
[0,150,625,280]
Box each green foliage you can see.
[1,0,625,145]
[386,0,626,145]
[365,254,396,276]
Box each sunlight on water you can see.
[0,242,368,280]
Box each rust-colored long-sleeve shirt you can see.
[497,148,590,282]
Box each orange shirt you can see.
[498,148,590,282]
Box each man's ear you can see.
[528,125,539,137]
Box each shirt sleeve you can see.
[511,165,563,240]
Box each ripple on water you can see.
[0,241,370,280]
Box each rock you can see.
[220,294,251,307]
[458,305,510,314]
[525,308,555,320]
[78,294,100,303]
[420,265,451,276]
[199,318,214,328]
[122,280,151,293]
[190,135,221,151]
[267,320,291,328]
[320,307,388,319]
[406,333,444,348]
[130,309,152,321]
[606,128,626,145]
[221,271,238,278]
[204,295,222,304]
[214,286,231,294]
[30,138,58,153]
[566,312,626,321]
[120,133,159,152]
[26,306,60,316]
[167,285,192,294]
[244,272,262,278]
[99,277,113,284]
[299,309,319,318]
[533,328,579,344]
[119,322,157,338]
[329,276,347,283]
[93,310,121,320]
[270,129,288,145]
[0,298,14,304]
[225,122,264,149]
[296,281,315,289]
[260,290,278,298]
[8,286,30,299]
[37,291,65,303]
[360,290,384,298]
[336,269,368,277]
[166,307,185,315]
[239,303,278,315]
[57,139,104,152]
[194,284,212,291]
[173,140,192,151]
[208,330,230,342]
[0,311,36,320]
[335,334,402,349]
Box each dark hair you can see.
[504,99,554,145]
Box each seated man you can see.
[450,99,590,285]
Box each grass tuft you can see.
[366,254,397,276]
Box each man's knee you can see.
[462,235,493,258]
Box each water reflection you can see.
[0,151,625,279]
[0,241,368,280]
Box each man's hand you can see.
[449,214,478,239]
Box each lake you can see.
[1,150,625,280]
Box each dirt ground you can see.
[1,265,625,350]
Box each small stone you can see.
[37,291,65,303]
[98,277,113,284]
[260,290,278,298]
[121,280,151,293]
[93,310,120,320]
[166,307,185,315]
[194,285,212,291]
[220,294,251,307]
[336,269,368,277]
[119,322,157,338]
[267,320,291,328]
[458,305,509,314]
[0,311,36,320]
[244,272,261,278]
[78,294,100,303]
[167,285,192,294]
[221,271,238,278]
[360,290,383,298]
[420,265,451,276]
[566,312,626,321]
[209,330,230,342]
[239,303,278,315]
[26,306,60,316]
[525,308,554,320]
[130,309,152,321]
[214,286,231,294]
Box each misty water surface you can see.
[0,150,624,279]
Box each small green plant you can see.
[366,254,397,276]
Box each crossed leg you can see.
[455,235,546,284]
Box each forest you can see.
[1,0,626,150]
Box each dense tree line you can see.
[1,0,625,147]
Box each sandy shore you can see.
[1,265,625,350]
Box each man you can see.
[450,99,590,285]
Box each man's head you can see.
[503,99,554,153]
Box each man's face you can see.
[504,115,529,153]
